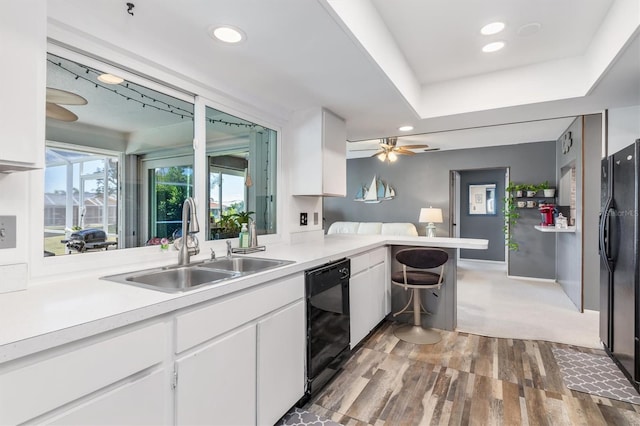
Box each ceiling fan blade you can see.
[423,148,440,152]
[46,88,88,105]
[370,150,384,158]
[350,148,384,152]
[398,144,430,149]
[394,148,416,155]
[46,102,78,122]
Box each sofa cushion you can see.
[357,222,383,234]
[381,223,419,236]
[327,221,418,236]
[327,221,360,234]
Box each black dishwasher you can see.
[304,258,351,399]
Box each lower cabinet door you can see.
[349,270,373,348]
[45,370,167,425]
[257,300,305,426]
[370,262,388,323]
[175,324,257,426]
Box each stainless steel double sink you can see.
[101,256,294,293]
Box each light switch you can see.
[0,216,16,249]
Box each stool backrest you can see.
[395,248,448,269]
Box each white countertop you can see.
[534,225,576,233]
[0,235,486,363]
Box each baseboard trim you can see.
[459,258,506,265]
[507,274,556,283]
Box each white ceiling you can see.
[47,0,640,157]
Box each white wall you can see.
[608,105,640,155]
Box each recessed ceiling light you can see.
[480,22,505,35]
[398,125,414,132]
[517,22,542,37]
[210,25,245,43]
[97,73,124,84]
[482,41,505,53]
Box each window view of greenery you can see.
[149,166,193,241]
[206,106,277,240]
[44,52,194,255]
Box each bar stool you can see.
[392,247,448,344]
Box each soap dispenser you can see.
[239,223,249,248]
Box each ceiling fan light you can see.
[388,152,398,162]
[378,153,386,162]
[97,73,124,84]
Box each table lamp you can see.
[419,207,443,237]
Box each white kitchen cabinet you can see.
[0,0,46,172]
[350,247,389,348]
[290,107,347,196]
[44,370,166,426]
[0,322,167,425]
[174,273,305,425]
[257,300,306,426]
[175,324,257,426]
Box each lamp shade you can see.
[419,207,443,223]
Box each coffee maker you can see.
[538,204,556,226]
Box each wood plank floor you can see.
[306,321,640,425]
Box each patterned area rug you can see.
[276,408,341,426]
[553,348,640,404]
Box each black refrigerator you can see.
[599,139,640,388]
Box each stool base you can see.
[394,324,441,345]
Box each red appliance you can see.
[539,204,555,226]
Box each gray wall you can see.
[459,168,506,261]
[324,141,557,279]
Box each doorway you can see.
[452,168,507,262]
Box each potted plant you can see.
[215,212,241,239]
[538,181,556,197]
[503,183,521,250]
[525,184,538,197]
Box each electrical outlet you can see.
[313,212,319,225]
[0,216,17,249]
[300,212,308,226]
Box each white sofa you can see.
[327,221,419,236]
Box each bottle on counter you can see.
[249,221,257,247]
[239,223,249,247]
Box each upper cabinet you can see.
[0,0,46,172]
[290,107,346,196]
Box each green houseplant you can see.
[503,183,522,250]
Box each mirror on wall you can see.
[44,52,195,256]
[205,106,277,240]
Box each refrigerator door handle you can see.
[600,202,614,273]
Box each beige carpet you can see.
[456,259,601,348]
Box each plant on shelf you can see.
[503,183,521,250]
[524,183,539,197]
[538,181,556,197]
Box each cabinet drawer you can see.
[349,252,369,276]
[44,370,166,425]
[175,274,304,353]
[369,247,387,266]
[0,322,166,425]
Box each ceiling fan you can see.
[351,137,439,162]
[46,88,87,122]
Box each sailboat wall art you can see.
[354,175,395,203]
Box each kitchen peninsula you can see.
[0,234,486,425]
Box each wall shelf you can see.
[534,225,576,233]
